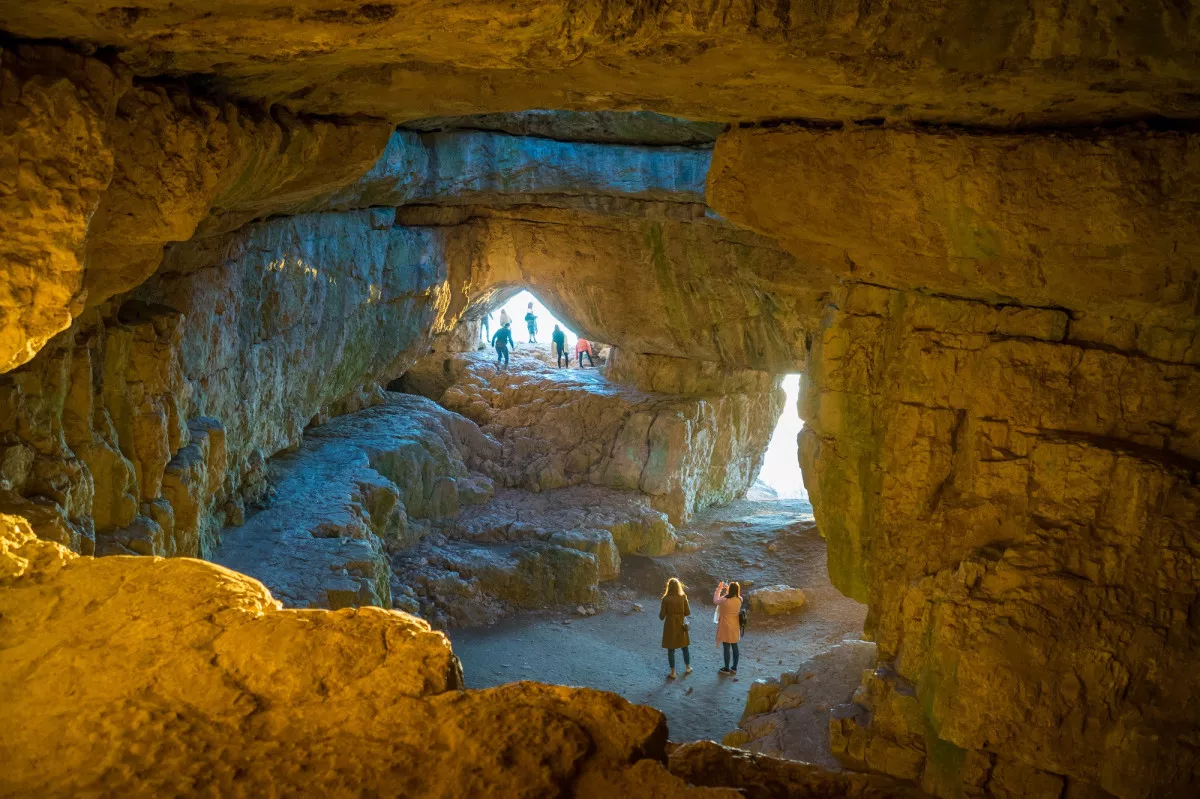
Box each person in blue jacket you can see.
[492,322,515,368]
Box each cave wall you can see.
[709,126,1200,799]
[3,83,806,556]
[0,43,392,374]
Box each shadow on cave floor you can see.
[448,498,867,750]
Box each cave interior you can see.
[1,3,1199,798]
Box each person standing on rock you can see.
[480,311,491,344]
[492,322,515,368]
[660,578,691,679]
[552,324,568,368]
[714,581,742,675]
[576,337,595,368]
[499,308,511,329]
[524,302,539,344]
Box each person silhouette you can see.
[524,302,538,344]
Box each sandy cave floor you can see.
[448,499,868,746]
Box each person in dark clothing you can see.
[524,302,538,344]
[552,325,567,368]
[492,322,515,368]
[480,312,491,344]
[660,577,691,679]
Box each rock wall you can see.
[4,21,1199,796]
[211,393,500,609]
[324,128,710,211]
[703,123,1200,799]
[798,284,1200,798]
[0,45,124,374]
[1,208,451,559]
[709,125,1200,334]
[0,43,391,373]
[4,89,776,556]
[399,349,783,524]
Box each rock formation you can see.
[724,640,878,767]
[2,6,1199,798]
[400,348,782,524]
[708,130,1200,796]
[1,2,1196,124]
[0,513,730,798]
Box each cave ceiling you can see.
[2,1,1199,126]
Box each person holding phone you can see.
[713,580,742,675]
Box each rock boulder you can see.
[747,585,808,616]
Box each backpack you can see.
[738,602,749,635]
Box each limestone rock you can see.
[709,125,1200,331]
[431,208,823,372]
[400,349,782,523]
[325,129,709,211]
[93,514,166,557]
[394,537,601,627]
[2,516,736,798]
[137,209,455,505]
[212,394,497,609]
[83,83,391,308]
[800,282,1200,796]
[2,3,1197,125]
[550,529,621,582]
[404,111,725,146]
[0,45,123,373]
[747,585,808,616]
[447,484,674,562]
[740,679,783,721]
[669,740,932,799]
[727,641,878,769]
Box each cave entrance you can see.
[492,289,576,346]
[481,288,597,368]
[753,374,812,512]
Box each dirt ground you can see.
[448,499,867,744]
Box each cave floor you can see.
[448,499,867,749]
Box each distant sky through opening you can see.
[757,374,809,500]
[485,289,577,346]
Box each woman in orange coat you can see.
[575,337,595,368]
[713,580,741,675]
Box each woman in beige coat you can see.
[660,578,692,679]
[713,580,742,675]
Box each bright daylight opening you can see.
[754,375,811,508]
[488,289,577,347]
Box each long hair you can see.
[662,577,685,598]
[727,582,741,599]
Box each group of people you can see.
[552,324,596,369]
[658,578,743,679]
[481,302,597,370]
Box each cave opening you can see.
[490,288,577,348]
[752,374,810,508]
